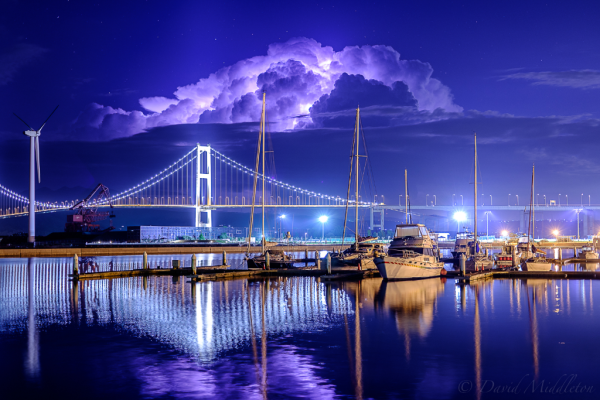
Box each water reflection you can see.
[2,258,600,399]
[378,279,445,338]
[26,258,39,381]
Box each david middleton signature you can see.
[458,374,594,395]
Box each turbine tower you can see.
[13,106,59,244]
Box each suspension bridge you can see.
[0,144,373,228]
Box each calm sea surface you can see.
[1,252,599,399]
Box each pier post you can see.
[73,254,79,276]
[143,252,148,270]
[192,254,197,275]
[305,249,308,267]
[222,251,227,266]
[326,253,331,275]
[265,251,271,270]
[558,248,563,260]
[316,253,321,270]
[459,253,465,276]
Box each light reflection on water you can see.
[1,257,600,399]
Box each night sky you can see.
[1,0,600,234]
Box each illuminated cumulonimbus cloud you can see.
[74,37,462,139]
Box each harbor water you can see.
[1,253,599,399]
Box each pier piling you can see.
[73,254,79,276]
[143,252,148,270]
[223,251,227,266]
[265,251,271,270]
[192,254,197,275]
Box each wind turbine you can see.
[13,105,59,244]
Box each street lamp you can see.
[453,194,455,206]
[543,195,546,206]
[433,195,436,206]
[454,211,467,234]
[536,193,539,206]
[399,194,403,206]
[582,193,584,206]
[484,211,490,236]
[501,230,508,238]
[516,195,519,206]
[553,229,559,239]
[589,194,591,206]
[490,195,492,205]
[318,215,328,242]
[566,194,568,206]
[508,193,511,206]
[277,214,286,239]
[559,194,561,206]
[426,194,429,206]
[460,195,463,205]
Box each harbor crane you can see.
[65,183,115,232]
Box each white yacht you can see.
[374,224,445,280]
[578,245,599,260]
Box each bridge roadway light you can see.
[501,230,508,237]
[553,229,559,238]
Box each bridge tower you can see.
[195,144,212,228]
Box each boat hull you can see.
[374,256,444,280]
[521,260,552,271]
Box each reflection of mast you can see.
[355,285,363,400]
[261,281,268,400]
[404,332,411,361]
[527,287,540,381]
[247,282,261,392]
[26,258,40,380]
[474,289,481,400]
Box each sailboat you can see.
[330,107,379,270]
[520,165,552,271]
[246,93,293,269]
[373,170,445,280]
[465,132,494,271]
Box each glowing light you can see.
[553,229,559,236]
[501,230,508,237]
[318,216,328,223]
[453,211,467,222]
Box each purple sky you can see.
[1,0,600,233]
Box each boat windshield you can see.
[395,225,428,238]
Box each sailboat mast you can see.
[261,92,266,254]
[355,107,360,244]
[405,169,408,224]
[474,132,478,251]
[532,164,535,240]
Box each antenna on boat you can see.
[355,106,360,245]
[405,169,412,224]
[474,132,478,252]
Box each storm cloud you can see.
[71,37,461,140]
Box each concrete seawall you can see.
[0,244,351,258]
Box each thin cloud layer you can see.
[500,69,600,89]
[71,37,461,140]
[0,43,48,86]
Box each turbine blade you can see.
[38,105,59,132]
[35,136,41,183]
[13,113,34,130]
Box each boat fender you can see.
[440,269,447,276]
